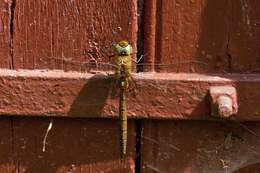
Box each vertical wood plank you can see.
[0,0,12,68]
[142,121,260,173]
[13,0,137,71]
[142,0,157,72]
[0,117,15,172]
[229,0,260,73]
[13,118,136,173]
[143,0,231,73]
[142,0,260,73]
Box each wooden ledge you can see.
[0,69,259,120]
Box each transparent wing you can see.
[39,54,211,105]
[38,55,260,173]
[137,61,209,73]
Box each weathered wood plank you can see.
[13,0,137,71]
[0,117,15,172]
[13,117,136,173]
[0,0,12,68]
[0,70,259,120]
[143,0,231,73]
[142,121,260,173]
[143,0,260,73]
[229,0,260,73]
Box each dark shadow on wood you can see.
[68,74,115,117]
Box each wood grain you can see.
[13,0,137,71]
[0,70,259,120]
[142,121,260,173]
[0,117,15,173]
[13,117,136,173]
[0,0,12,68]
[229,0,260,73]
[143,0,230,73]
[143,0,260,73]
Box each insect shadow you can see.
[68,73,116,117]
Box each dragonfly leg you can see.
[125,76,138,97]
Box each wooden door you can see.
[0,0,260,173]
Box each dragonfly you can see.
[111,40,134,159]
[39,40,211,159]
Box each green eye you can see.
[113,43,132,55]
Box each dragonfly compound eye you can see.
[113,42,132,56]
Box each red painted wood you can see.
[3,1,260,172]
[13,117,135,173]
[13,0,137,71]
[0,70,260,120]
[142,0,260,73]
[142,0,157,72]
[235,163,260,173]
[142,121,260,173]
[0,0,12,69]
[229,0,260,73]
[142,0,230,73]
[0,118,15,172]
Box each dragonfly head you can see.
[113,40,132,56]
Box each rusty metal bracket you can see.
[209,86,238,118]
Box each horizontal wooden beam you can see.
[0,69,259,120]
